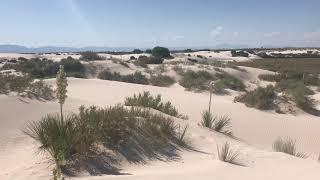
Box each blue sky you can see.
[1,0,320,48]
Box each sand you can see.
[1,77,320,179]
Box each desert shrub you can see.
[172,65,185,75]
[145,49,152,54]
[179,70,217,91]
[231,50,249,57]
[124,91,186,119]
[129,56,136,60]
[119,61,130,68]
[215,72,246,91]
[273,137,308,158]
[275,80,316,111]
[2,57,86,78]
[132,49,143,54]
[236,85,276,110]
[137,55,164,64]
[0,73,54,99]
[150,75,176,87]
[217,142,243,166]
[258,73,285,82]
[25,105,189,176]
[152,46,171,59]
[212,80,228,94]
[79,51,105,61]
[133,59,148,68]
[97,70,148,85]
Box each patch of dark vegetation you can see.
[24,105,189,176]
[215,72,246,91]
[0,73,54,100]
[79,51,106,61]
[152,46,171,59]
[137,55,164,64]
[200,111,232,136]
[124,91,187,119]
[231,50,249,57]
[179,70,217,91]
[150,74,176,87]
[1,57,86,78]
[235,85,276,110]
[97,70,148,85]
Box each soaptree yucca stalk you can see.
[208,81,215,113]
[56,65,68,121]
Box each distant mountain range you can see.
[0,45,135,53]
[0,44,252,53]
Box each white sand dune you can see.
[176,51,260,62]
[1,78,320,179]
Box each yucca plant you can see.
[200,110,215,129]
[217,142,243,166]
[273,137,308,158]
[24,114,79,179]
[176,125,189,147]
[214,116,233,136]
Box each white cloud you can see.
[263,32,281,37]
[210,26,223,38]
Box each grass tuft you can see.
[273,137,308,158]
[217,142,243,166]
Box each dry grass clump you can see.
[200,110,232,136]
[179,70,217,91]
[273,137,308,158]
[217,143,243,166]
[125,91,187,119]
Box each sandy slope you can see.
[1,78,320,179]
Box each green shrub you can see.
[236,85,276,110]
[152,46,171,59]
[150,75,175,87]
[216,72,246,91]
[0,74,54,100]
[2,57,86,78]
[24,105,189,176]
[124,91,186,119]
[97,70,148,85]
[79,51,105,61]
[273,137,308,158]
[179,70,216,91]
[258,74,285,82]
[137,55,164,64]
[217,143,243,166]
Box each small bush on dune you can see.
[215,72,246,91]
[79,51,105,61]
[179,70,217,91]
[217,142,243,166]
[25,105,189,176]
[236,85,276,110]
[273,137,308,158]
[137,55,164,64]
[258,73,285,82]
[97,70,148,85]
[152,46,171,59]
[124,91,187,119]
[150,75,176,87]
[200,110,215,129]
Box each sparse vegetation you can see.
[217,143,243,166]
[215,72,246,91]
[79,51,105,61]
[137,55,164,64]
[200,111,233,136]
[125,91,187,119]
[1,57,86,78]
[236,85,276,110]
[24,104,189,176]
[150,75,176,87]
[179,70,217,91]
[97,70,148,85]
[273,137,308,158]
[0,73,54,100]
